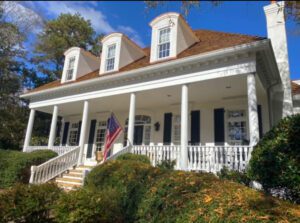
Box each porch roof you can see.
[24,29,264,95]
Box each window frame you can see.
[157,27,171,59]
[105,44,116,72]
[66,56,76,81]
[94,121,107,152]
[68,122,79,146]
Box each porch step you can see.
[55,164,97,191]
[56,177,83,184]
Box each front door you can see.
[134,125,143,145]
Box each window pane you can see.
[107,45,116,59]
[159,28,170,44]
[66,57,76,80]
[106,44,116,71]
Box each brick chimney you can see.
[264,1,293,117]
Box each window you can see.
[227,110,248,145]
[95,121,107,151]
[68,122,79,146]
[158,27,171,59]
[172,115,181,145]
[66,56,76,80]
[105,44,116,71]
[124,115,151,146]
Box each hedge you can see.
[248,114,300,203]
[0,183,61,223]
[0,149,57,188]
[1,154,299,222]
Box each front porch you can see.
[23,73,268,173]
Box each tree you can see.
[33,13,102,82]
[0,3,28,150]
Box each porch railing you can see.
[25,146,78,156]
[131,145,252,173]
[188,145,253,173]
[29,146,80,184]
[132,145,181,169]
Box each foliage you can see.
[248,114,300,204]
[0,155,299,222]
[85,159,163,222]
[0,149,57,188]
[84,156,300,222]
[218,167,251,186]
[116,153,151,164]
[53,188,123,223]
[156,159,176,170]
[33,13,102,81]
[0,183,61,223]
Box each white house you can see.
[20,2,300,187]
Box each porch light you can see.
[154,122,160,131]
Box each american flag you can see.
[103,113,123,160]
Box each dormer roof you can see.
[24,29,264,95]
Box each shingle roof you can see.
[26,29,265,94]
[292,81,300,95]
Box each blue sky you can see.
[16,1,300,80]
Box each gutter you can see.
[20,39,271,99]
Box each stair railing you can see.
[29,146,80,184]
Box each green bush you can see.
[116,153,150,164]
[53,188,123,223]
[156,159,176,170]
[0,149,57,188]
[247,114,300,203]
[218,167,251,186]
[85,159,162,222]
[0,183,61,223]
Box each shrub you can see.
[53,188,123,223]
[247,114,300,203]
[218,167,251,186]
[85,159,162,222]
[116,153,150,164]
[0,149,57,188]
[0,183,61,223]
[156,159,176,170]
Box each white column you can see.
[247,73,259,146]
[181,84,189,170]
[23,109,36,151]
[48,105,58,148]
[78,100,89,165]
[127,93,136,146]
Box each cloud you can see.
[117,25,145,48]
[15,1,145,47]
[2,1,44,33]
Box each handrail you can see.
[29,146,80,184]
[25,146,78,156]
[103,145,132,163]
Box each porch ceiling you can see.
[36,75,265,116]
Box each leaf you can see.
[204,195,212,203]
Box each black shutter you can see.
[87,120,97,158]
[258,105,263,138]
[76,121,82,145]
[191,110,200,145]
[214,108,225,144]
[61,122,69,146]
[163,113,172,145]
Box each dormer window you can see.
[105,44,116,71]
[66,56,76,81]
[158,27,171,59]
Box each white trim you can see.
[29,61,256,109]
[21,39,269,99]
